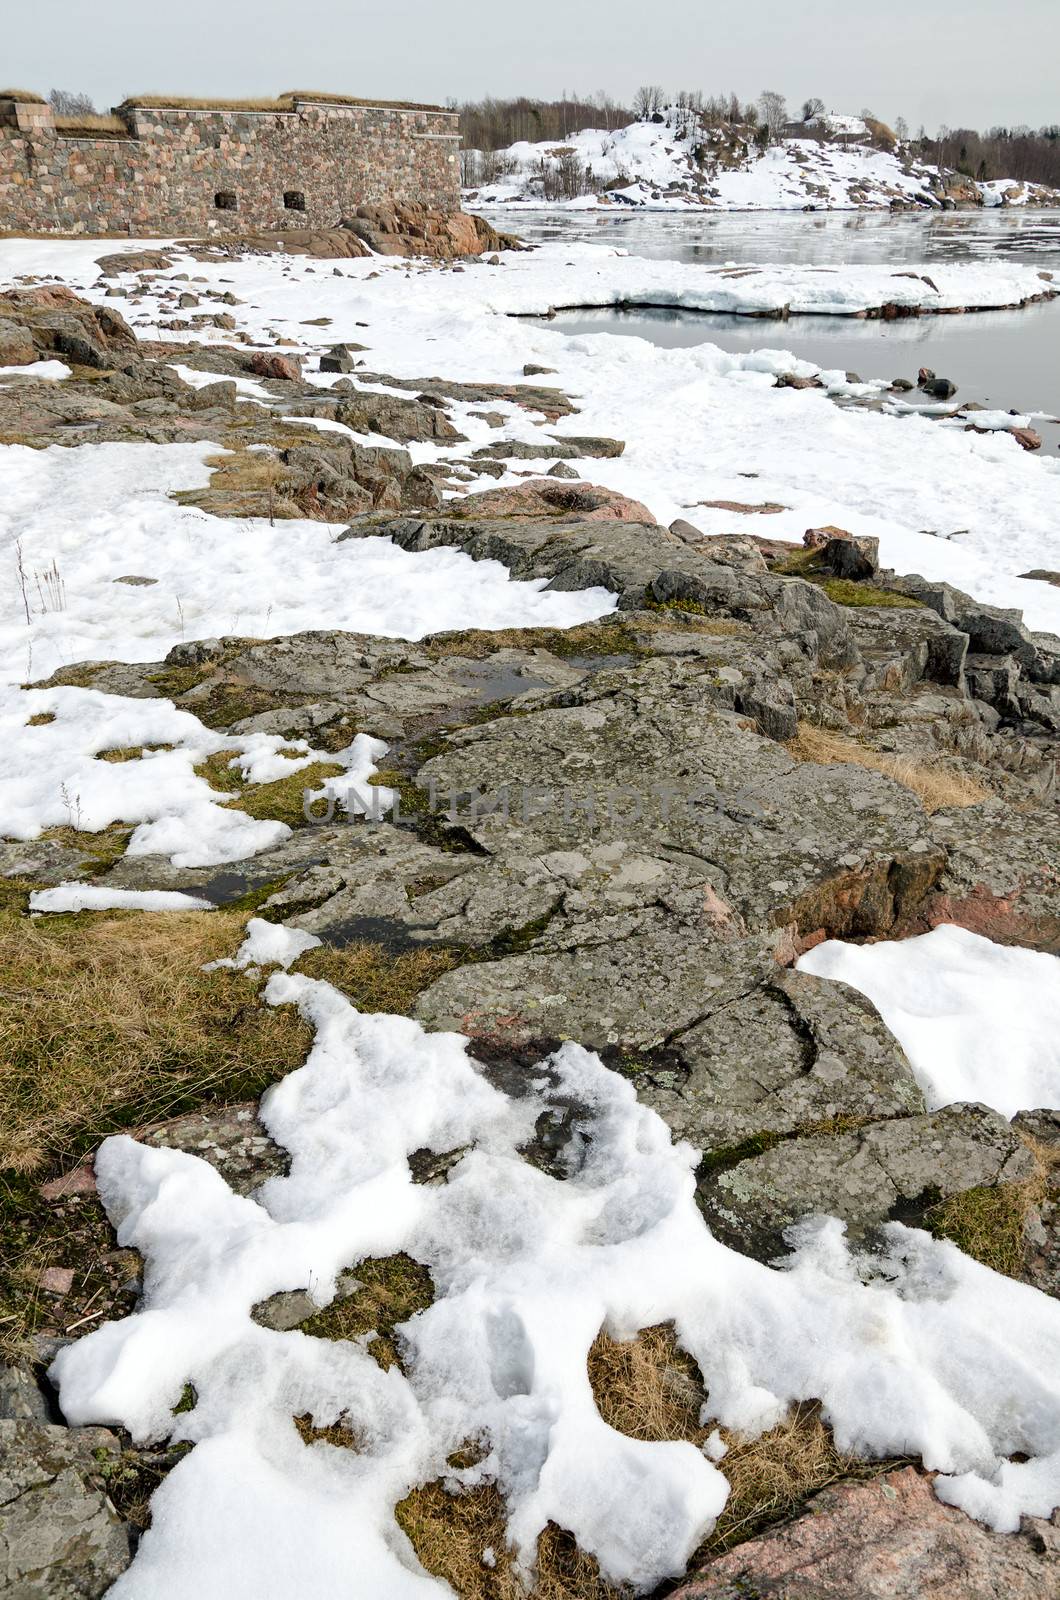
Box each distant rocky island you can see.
[464,106,1060,212]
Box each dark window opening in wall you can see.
[214,191,238,211]
[284,190,306,211]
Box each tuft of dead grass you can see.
[54,113,129,136]
[588,1324,907,1560]
[0,89,46,103]
[787,722,991,813]
[173,449,301,521]
[926,1183,1035,1279]
[297,1254,435,1370]
[0,904,313,1359]
[395,1481,625,1600]
[293,1413,366,1450]
[0,906,311,1176]
[195,749,345,828]
[292,941,459,1016]
[97,743,173,763]
[40,823,133,869]
[588,1323,704,1443]
[927,1134,1053,1281]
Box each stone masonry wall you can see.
[0,98,461,235]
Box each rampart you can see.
[0,92,461,235]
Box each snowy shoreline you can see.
[2,229,1060,1596]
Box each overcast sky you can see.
[10,0,1057,132]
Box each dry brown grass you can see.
[927,1132,1053,1279]
[195,749,345,828]
[396,1481,624,1600]
[298,1254,435,1370]
[926,1182,1037,1279]
[390,1321,907,1598]
[97,743,173,763]
[0,905,311,1175]
[588,1324,906,1560]
[588,1324,704,1443]
[54,113,129,136]
[787,722,990,814]
[0,89,46,103]
[293,942,459,1016]
[173,449,304,522]
[118,92,443,113]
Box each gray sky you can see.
[10,0,1057,132]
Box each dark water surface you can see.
[497,210,1060,454]
[479,206,1060,268]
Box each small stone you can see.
[40,1166,97,1199]
[38,1267,75,1296]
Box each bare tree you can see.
[758,90,788,143]
[894,115,909,142]
[801,97,825,122]
[48,88,96,116]
[633,85,665,120]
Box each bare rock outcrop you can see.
[672,1467,1059,1598]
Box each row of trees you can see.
[929,125,1060,189]
[456,93,635,152]
[458,90,852,154]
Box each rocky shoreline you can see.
[1,264,1059,1597]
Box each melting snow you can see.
[798,925,1060,1118]
[50,974,1060,1596]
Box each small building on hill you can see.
[0,90,461,235]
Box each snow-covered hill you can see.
[464,111,1060,213]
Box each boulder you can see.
[335,391,463,445]
[640,969,926,1155]
[674,1467,1059,1598]
[0,317,37,366]
[921,377,958,399]
[95,249,174,277]
[819,534,880,581]
[335,205,518,261]
[137,1102,288,1196]
[696,1102,1037,1260]
[248,351,303,382]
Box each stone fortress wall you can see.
[0,92,461,235]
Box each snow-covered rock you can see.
[465,109,1060,213]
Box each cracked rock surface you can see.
[0,1420,131,1598]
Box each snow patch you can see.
[29,883,213,913]
[798,925,1060,1118]
[50,975,1060,1596]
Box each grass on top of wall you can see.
[54,114,130,136]
[117,91,444,114]
[0,89,47,104]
